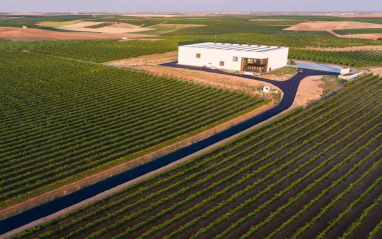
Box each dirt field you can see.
[285,21,382,31]
[294,76,324,107]
[58,21,153,33]
[369,67,382,75]
[339,33,382,40]
[285,21,382,40]
[36,20,82,27]
[326,29,382,40]
[0,27,154,41]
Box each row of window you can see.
[196,53,238,62]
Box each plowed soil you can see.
[285,21,382,31]
[59,21,153,33]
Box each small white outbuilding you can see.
[263,86,271,93]
[178,42,289,73]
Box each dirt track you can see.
[326,29,382,40]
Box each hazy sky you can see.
[2,0,382,13]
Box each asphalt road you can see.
[0,63,338,236]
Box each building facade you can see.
[178,42,289,73]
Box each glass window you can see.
[196,53,201,58]
[220,61,225,66]
[233,56,238,62]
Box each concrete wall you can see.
[178,44,289,72]
[264,48,289,72]
[339,71,363,80]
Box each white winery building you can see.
[178,42,289,73]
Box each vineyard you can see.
[290,48,382,67]
[13,74,382,239]
[1,34,379,64]
[2,14,382,65]
[0,52,268,208]
[28,39,179,62]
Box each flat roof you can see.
[180,42,288,53]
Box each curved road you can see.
[0,64,337,236]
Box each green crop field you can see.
[28,39,180,62]
[0,52,269,208]
[334,28,382,35]
[85,22,114,28]
[13,74,382,239]
[2,32,381,64]
[290,49,382,67]
[0,15,94,28]
[0,39,180,62]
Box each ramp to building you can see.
[296,61,341,73]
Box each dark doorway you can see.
[241,58,268,72]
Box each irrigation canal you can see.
[0,64,338,236]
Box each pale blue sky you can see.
[1,0,381,13]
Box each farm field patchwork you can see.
[12,74,382,239]
[2,34,379,64]
[0,52,269,208]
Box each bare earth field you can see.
[294,76,324,107]
[285,21,382,40]
[369,67,382,75]
[285,21,382,31]
[339,33,382,40]
[58,21,154,33]
[327,30,382,40]
[0,27,154,40]
[255,72,296,81]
